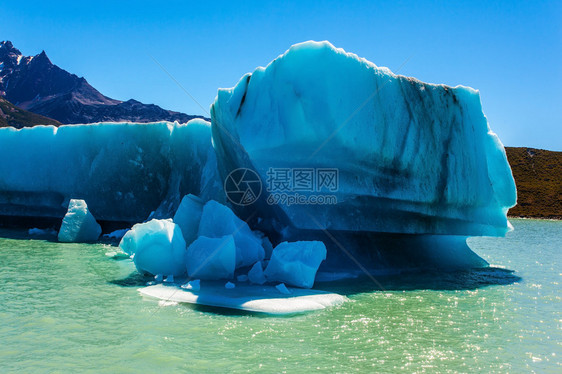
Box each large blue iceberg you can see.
[0,41,518,283]
[211,41,516,238]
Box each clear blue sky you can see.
[1,0,560,150]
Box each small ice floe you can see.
[139,283,346,315]
[180,279,200,291]
[275,283,291,295]
[225,281,235,289]
[236,274,248,282]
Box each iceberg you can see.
[0,40,520,302]
[173,194,204,245]
[185,235,236,280]
[198,200,265,268]
[264,241,327,288]
[58,199,101,242]
[119,219,187,276]
[0,119,221,223]
[211,41,516,238]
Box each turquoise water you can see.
[0,219,560,373]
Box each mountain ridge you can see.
[0,40,207,124]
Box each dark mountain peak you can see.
[35,50,49,60]
[0,40,22,65]
[0,41,207,125]
[30,50,53,68]
[0,40,19,53]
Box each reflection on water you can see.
[319,267,522,295]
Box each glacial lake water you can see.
[0,219,560,373]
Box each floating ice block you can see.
[119,219,187,276]
[58,199,101,243]
[264,241,327,288]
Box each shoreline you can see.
[508,215,562,221]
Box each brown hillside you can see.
[505,147,562,219]
[0,97,61,129]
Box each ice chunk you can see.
[210,41,516,237]
[225,281,235,289]
[198,200,264,268]
[181,279,200,291]
[186,235,236,280]
[264,241,327,288]
[173,194,204,245]
[237,274,249,282]
[58,199,101,243]
[118,219,187,276]
[248,261,266,285]
[275,283,291,295]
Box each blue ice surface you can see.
[211,40,517,237]
[264,241,327,288]
[186,235,236,280]
[0,119,222,222]
[248,261,267,285]
[119,219,187,277]
[197,200,265,268]
[58,199,101,243]
[173,194,204,245]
